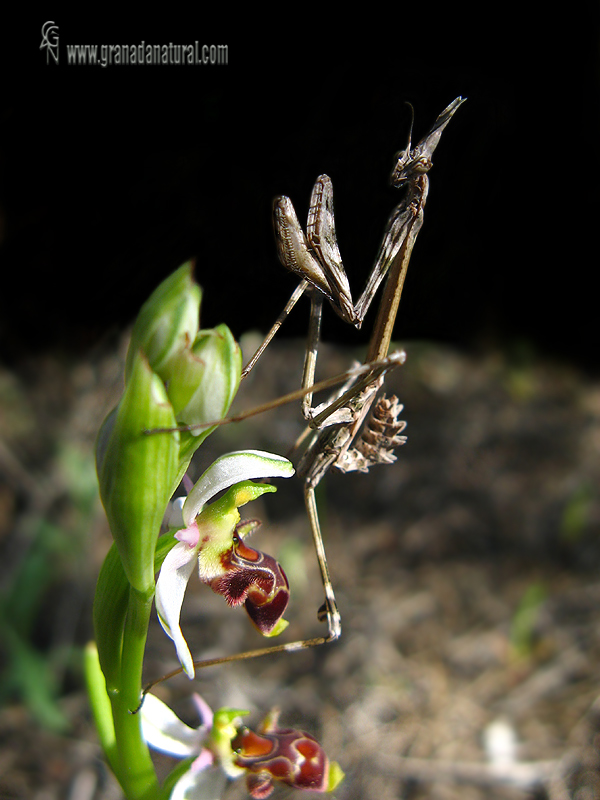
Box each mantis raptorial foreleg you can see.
[244,99,465,421]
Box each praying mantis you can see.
[244,95,466,642]
[142,96,466,695]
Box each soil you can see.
[1,334,599,800]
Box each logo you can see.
[40,21,59,65]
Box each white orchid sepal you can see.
[181,449,294,526]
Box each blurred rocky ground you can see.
[1,334,599,800]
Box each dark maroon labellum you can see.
[233,726,329,796]
[208,534,290,635]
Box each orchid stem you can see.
[108,585,159,799]
[88,578,160,799]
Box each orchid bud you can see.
[125,261,201,383]
[125,261,241,473]
[170,324,242,471]
[96,265,243,592]
[97,351,179,594]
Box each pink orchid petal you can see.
[190,748,214,774]
[175,522,200,547]
[191,693,214,730]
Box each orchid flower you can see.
[156,450,295,679]
[141,693,344,799]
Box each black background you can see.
[2,14,599,369]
